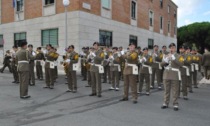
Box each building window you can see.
[14,32,26,47]
[131,1,136,19]
[160,0,163,8]
[168,21,171,33]
[174,10,177,18]
[101,0,110,9]
[129,35,138,47]
[41,29,58,46]
[149,11,154,26]
[99,30,112,46]
[0,35,3,48]
[160,16,163,29]
[168,5,170,13]
[45,0,55,5]
[16,0,24,12]
[148,39,154,49]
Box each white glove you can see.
[154,53,157,57]
[163,57,169,63]
[121,51,125,55]
[117,53,121,57]
[171,55,176,60]
[32,52,36,56]
[143,57,147,62]
[66,59,71,63]
[91,53,96,57]
[109,56,114,59]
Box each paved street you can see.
[0,69,210,126]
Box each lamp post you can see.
[63,0,70,48]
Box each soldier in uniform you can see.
[179,46,191,100]
[89,42,104,97]
[191,49,201,88]
[44,45,58,89]
[54,48,59,82]
[160,45,169,84]
[11,46,19,84]
[138,47,153,95]
[66,45,79,93]
[80,47,87,81]
[16,41,31,99]
[151,45,163,89]
[195,49,204,77]
[202,47,210,80]
[119,46,125,81]
[35,47,45,80]
[137,46,143,82]
[109,47,121,91]
[161,43,184,111]
[103,46,112,84]
[0,50,12,73]
[28,44,36,86]
[85,47,92,87]
[120,42,138,104]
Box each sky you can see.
[172,0,210,27]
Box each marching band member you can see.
[161,43,184,111]
[103,46,112,84]
[151,45,163,89]
[179,46,192,100]
[89,42,105,97]
[66,45,79,93]
[28,44,36,86]
[35,47,45,80]
[191,49,201,88]
[120,42,138,104]
[44,45,58,89]
[109,47,121,91]
[138,47,153,95]
[11,45,19,84]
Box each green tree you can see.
[177,22,210,53]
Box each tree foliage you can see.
[177,22,210,53]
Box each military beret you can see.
[37,47,42,50]
[69,45,75,49]
[143,47,148,51]
[93,42,100,46]
[86,47,89,50]
[21,41,28,47]
[153,45,159,48]
[28,44,33,48]
[112,47,118,50]
[137,46,141,49]
[13,45,18,48]
[179,45,185,49]
[169,43,176,48]
[129,42,136,46]
[162,45,166,48]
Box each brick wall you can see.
[0,0,177,37]
[25,0,42,19]
[1,0,14,24]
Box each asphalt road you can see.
[0,69,210,126]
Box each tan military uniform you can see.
[202,52,210,79]
[191,54,200,88]
[11,51,19,83]
[151,51,163,88]
[162,53,184,106]
[81,51,87,80]
[123,51,138,101]
[16,48,30,97]
[180,52,192,97]
[197,53,204,77]
[67,51,79,91]
[54,52,59,82]
[45,51,58,88]
[160,51,169,83]
[103,51,112,83]
[86,51,91,86]
[28,51,36,85]
[90,49,104,96]
[110,53,121,89]
[35,51,45,80]
[139,54,153,93]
